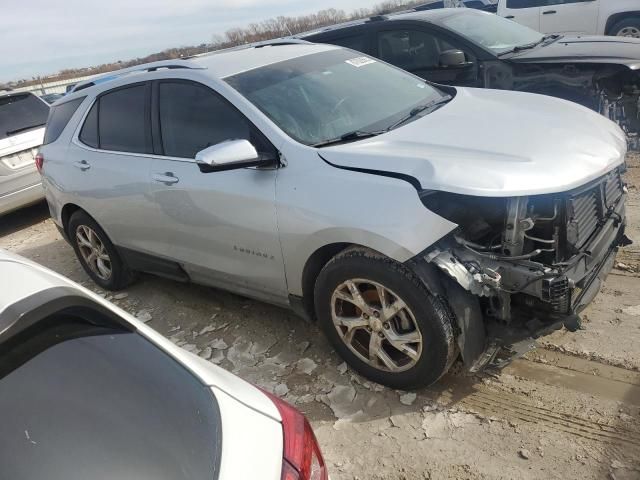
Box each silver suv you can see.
[40,41,630,389]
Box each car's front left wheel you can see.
[314,248,457,390]
[68,210,135,290]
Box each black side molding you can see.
[318,154,423,191]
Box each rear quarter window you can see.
[43,97,85,145]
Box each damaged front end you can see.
[413,166,631,373]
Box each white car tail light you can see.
[261,389,328,480]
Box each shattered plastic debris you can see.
[337,362,348,375]
[296,358,318,375]
[622,305,640,317]
[275,383,289,396]
[136,310,152,323]
[200,347,213,360]
[399,392,417,406]
[114,292,128,300]
[210,338,229,350]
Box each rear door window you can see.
[158,81,268,159]
[0,93,49,141]
[43,97,85,145]
[81,84,151,154]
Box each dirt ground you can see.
[2,154,640,480]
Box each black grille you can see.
[566,170,624,252]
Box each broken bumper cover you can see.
[413,196,629,373]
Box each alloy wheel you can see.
[330,278,423,372]
[76,225,112,280]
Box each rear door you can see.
[65,83,156,253]
[148,79,288,304]
[539,0,599,34]
[498,0,544,31]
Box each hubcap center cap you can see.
[370,318,383,332]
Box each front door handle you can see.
[505,15,514,19]
[73,160,91,171]
[542,10,557,14]
[153,172,179,185]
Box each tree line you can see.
[3,0,426,89]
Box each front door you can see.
[375,26,480,87]
[539,0,599,34]
[498,0,544,31]
[148,80,288,304]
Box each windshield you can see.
[440,10,544,55]
[225,49,448,146]
[0,93,49,141]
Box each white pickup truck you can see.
[497,0,640,37]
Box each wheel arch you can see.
[605,12,640,34]
[61,203,83,237]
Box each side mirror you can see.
[195,139,267,172]
[439,49,471,68]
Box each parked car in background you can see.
[416,0,498,13]
[0,92,49,215]
[0,249,328,480]
[40,92,66,104]
[497,0,640,37]
[299,8,640,148]
[40,42,629,389]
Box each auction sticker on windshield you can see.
[346,57,376,67]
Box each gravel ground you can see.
[1,154,639,479]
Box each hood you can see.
[0,127,45,158]
[508,35,640,69]
[319,87,627,197]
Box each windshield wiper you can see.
[312,130,385,148]
[386,95,452,132]
[5,123,46,136]
[498,34,560,57]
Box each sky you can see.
[0,0,377,83]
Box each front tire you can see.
[610,18,640,38]
[68,210,135,290]
[314,248,456,390]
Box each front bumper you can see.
[417,192,629,373]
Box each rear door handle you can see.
[73,160,91,171]
[542,10,556,14]
[505,15,514,19]
[153,172,179,185]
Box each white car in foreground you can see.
[0,249,328,480]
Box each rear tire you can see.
[610,18,640,38]
[314,248,456,390]
[68,210,135,290]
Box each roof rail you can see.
[197,38,313,57]
[70,59,205,93]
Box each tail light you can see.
[35,153,44,174]
[261,389,328,480]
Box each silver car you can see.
[40,41,630,389]
[0,92,49,215]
